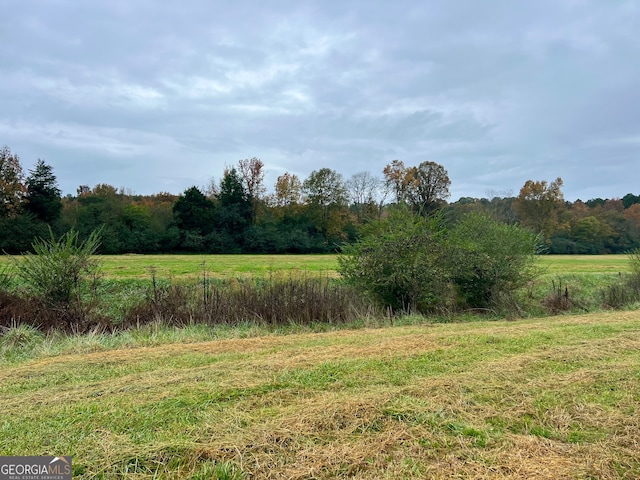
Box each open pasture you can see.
[87,253,637,279]
[0,253,628,280]
[2,311,639,478]
[540,254,631,274]
[0,253,631,280]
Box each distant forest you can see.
[2,146,639,254]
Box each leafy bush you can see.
[448,212,542,310]
[339,209,542,314]
[339,208,451,313]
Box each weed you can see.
[0,261,14,291]
[11,228,102,306]
[543,278,572,314]
[122,274,375,329]
[0,323,43,353]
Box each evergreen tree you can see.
[217,168,252,234]
[173,186,216,235]
[25,159,62,224]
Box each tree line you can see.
[1,145,639,254]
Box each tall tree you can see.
[237,157,266,200]
[216,168,252,247]
[514,177,564,240]
[302,168,349,243]
[407,161,451,214]
[0,145,26,218]
[382,159,407,204]
[273,172,303,208]
[237,157,266,224]
[383,160,450,214]
[346,171,384,222]
[303,168,348,208]
[24,159,62,223]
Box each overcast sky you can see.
[2,1,639,201]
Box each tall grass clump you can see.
[13,228,102,306]
[628,248,640,289]
[0,323,44,360]
[3,228,105,331]
[0,261,14,291]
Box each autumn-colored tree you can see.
[0,145,26,218]
[382,160,450,214]
[91,184,118,197]
[237,157,266,201]
[514,177,564,240]
[383,159,407,203]
[273,172,303,208]
[407,161,451,214]
[624,204,640,229]
[570,200,591,222]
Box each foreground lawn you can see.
[2,311,639,479]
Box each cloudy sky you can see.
[2,1,639,201]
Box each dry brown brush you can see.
[122,274,377,328]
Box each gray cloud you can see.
[1,0,639,200]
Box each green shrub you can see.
[448,212,542,310]
[339,209,542,315]
[11,228,102,307]
[339,207,451,313]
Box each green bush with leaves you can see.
[339,207,451,313]
[447,212,542,309]
[12,228,102,306]
[339,209,542,314]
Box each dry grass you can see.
[2,311,640,479]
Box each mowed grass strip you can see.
[2,311,640,479]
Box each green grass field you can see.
[94,254,633,278]
[2,253,632,279]
[2,311,639,478]
[540,254,631,274]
